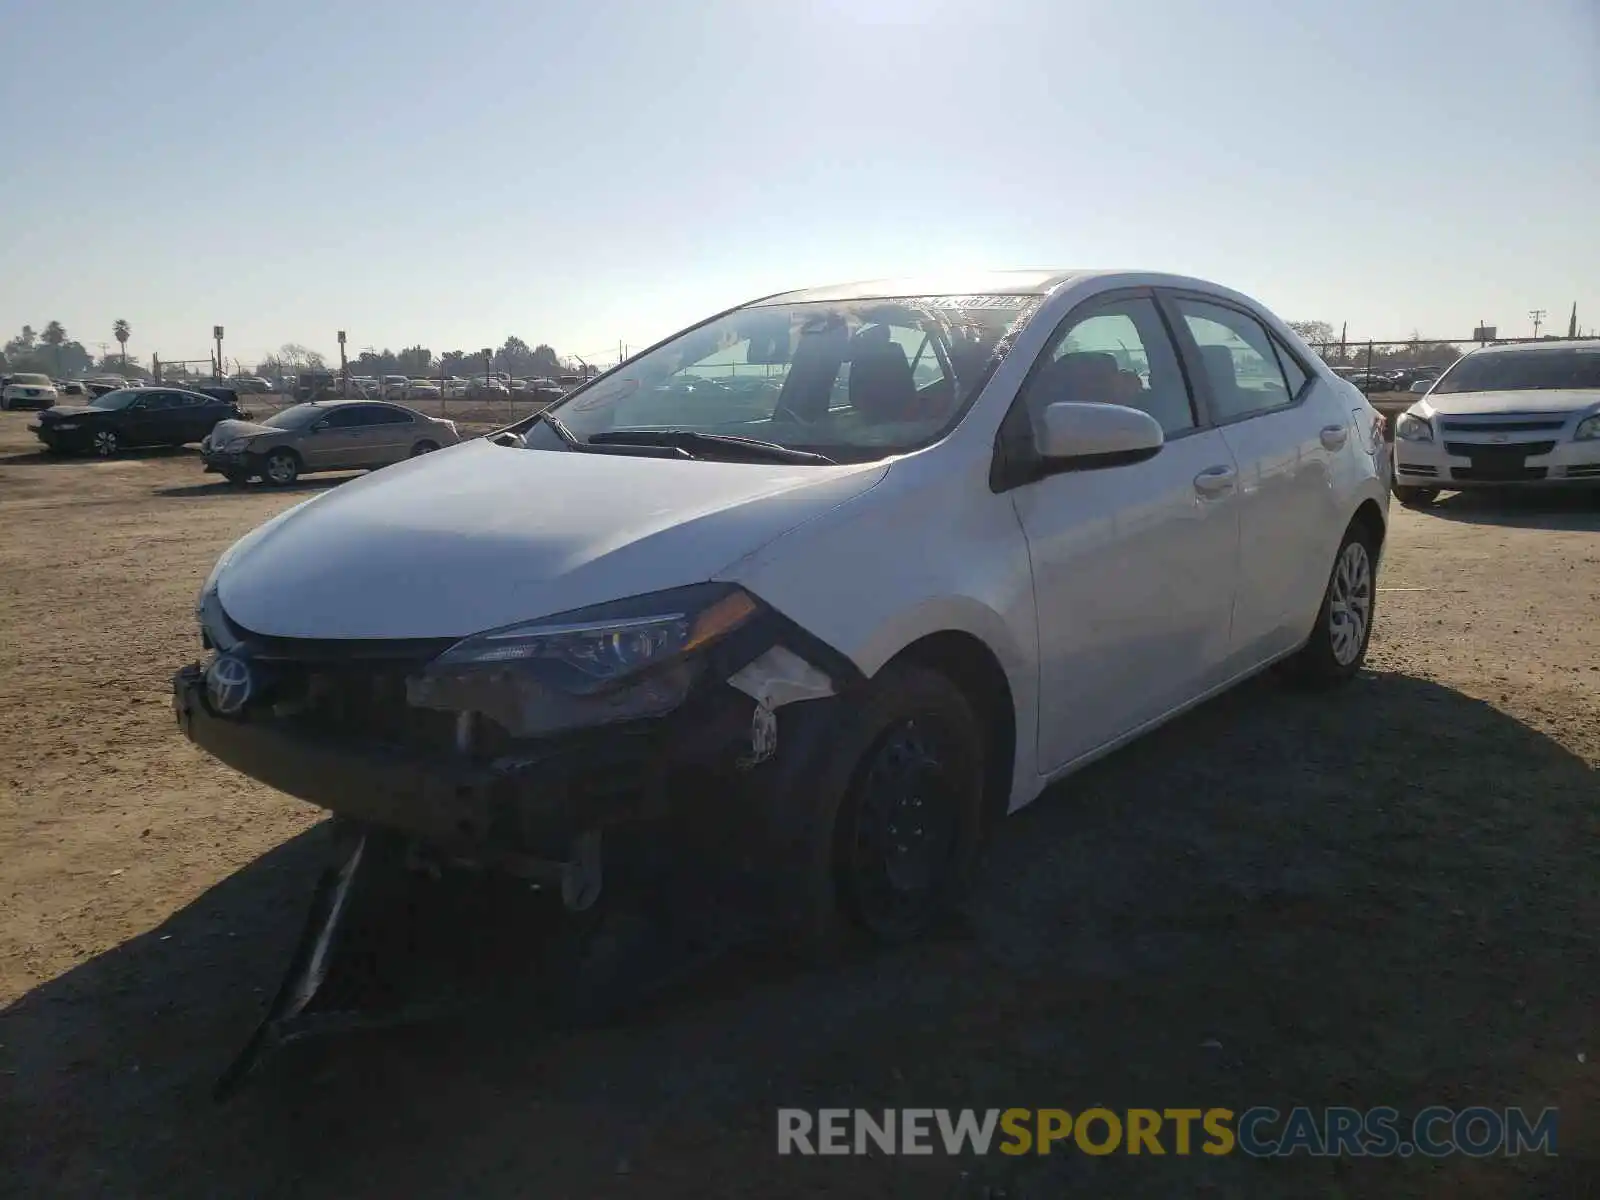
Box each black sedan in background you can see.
[30,387,246,457]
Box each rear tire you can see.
[263,449,301,486]
[1288,522,1378,686]
[1393,484,1438,507]
[409,440,439,457]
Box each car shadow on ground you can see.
[2,672,1594,1197]
[0,444,203,469]
[1419,488,1600,531]
[154,475,358,499]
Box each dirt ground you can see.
[0,412,1595,1199]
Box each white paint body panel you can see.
[217,440,887,639]
[208,270,1389,815]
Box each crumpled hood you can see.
[1418,388,1599,417]
[208,418,278,442]
[217,439,887,640]
[38,405,97,419]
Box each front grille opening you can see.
[1451,467,1549,482]
[1444,440,1557,458]
[265,663,516,758]
[1439,419,1567,433]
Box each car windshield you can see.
[13,373,51,386]
[1433,347,1600,394]
[89,389,140,410]
[263,404,327,429]
[533,294,1041,464]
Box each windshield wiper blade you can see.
[535,409,579,447]
[587,430,835,465]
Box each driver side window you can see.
[1021,297,1196,437]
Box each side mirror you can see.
[1036,402,1163,468]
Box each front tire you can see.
[1393,484,1438,507]
[783,664,986,954]
[263,449,301,486]
[1289,523,1378,686]
[92,429,120,457]
[222,470,249,486]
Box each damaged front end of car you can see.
[174,581,861,1098]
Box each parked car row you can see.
[21,381,461,486]
[1334,364,1449,393]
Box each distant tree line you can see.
[0,320,572,386]
[266,336,566,382]
[2,319,145,379]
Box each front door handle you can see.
[1320,423,1350,450]
[1193,465,1236,496]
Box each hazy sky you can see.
[2,0,1595,368]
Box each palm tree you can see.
[41,321,67,376]
[113,319,131,366]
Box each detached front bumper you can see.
[171,660,839,872]
[201,447,261,474]
[1394,436,1600,488]
[29,424,89,450]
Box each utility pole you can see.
[337,330,348,397]
[213,326,225,379]
[1528,309,1546,339]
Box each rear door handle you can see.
[1193,465,1236,496]
[1320,423,1350,450]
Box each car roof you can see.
[300,398,406,409]
[1472,338,1600,356]
[754,270,1081,305]
[748,269,1275,308]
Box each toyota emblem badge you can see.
[205,653,254,715]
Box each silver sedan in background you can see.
[200,399,461,485]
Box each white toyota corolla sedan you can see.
[1392,339,1600,505]
[175,270,1390,949]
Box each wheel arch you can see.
[879,630,1017,837]
[1351,497,1387,559]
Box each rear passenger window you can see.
[1023,297,1196,435]
[324,406,376,428]
[1174,299,1296,421]
[1272,337,1310,397]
